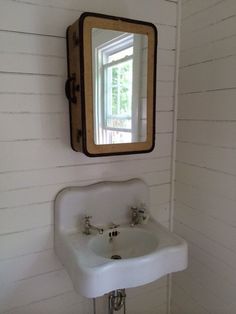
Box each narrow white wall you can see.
[0,0,178,313]
[172,0,236,313]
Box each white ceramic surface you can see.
[55,179,188,298]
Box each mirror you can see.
[65,12,157,156]
[92,29,148,145]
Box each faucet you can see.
[130,205,149,226]
[83,216,104,235]
[130,206,140,226]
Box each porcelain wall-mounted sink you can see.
[89,226,158,259]
[55,179,187,298]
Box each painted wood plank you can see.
[181,0,236,35]
[157,65,175,82]
[174,220,236,273]
[0,113,65,141]
[0,31,66,57]
[0,73,64,94]
[0,0,177,29]
[0,136,171,173]
[158,49,176,67]
[157,96,174,112]
[171,283,209,314]
[0,203,52,235]
[185,256,236,303]
[186,240,236,287]
[3,291,90,314]
[173,271,233,312]
[150,202,170,222]
[0,1,177,40]
[0,226,53,260]
[158,81,175,97]
[176,162,236,201]
[175,201,236,252]
[176,141,236,175]
[178,89,236,120]
[0,250,62,283]
[180,35,236,67]
[0,53,66,76]
[126,286,168,313]
[0,270,73,313]
[181,15,236,51]
[157,111,173,133]
[0,156,170,191]
[179,56,236,94]
[182,0,222,19]
[0,170,171,209]
[126,277,167,299]
[0,94,68,114]
[175,181,236,226]
[177,120,236,148]
[150,183,171,205]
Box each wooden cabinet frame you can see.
[66,12,157,156]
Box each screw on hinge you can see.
[73,32,79,46]
[77,129,82,143]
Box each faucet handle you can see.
[84,215,92,222]
[130,206,138,213]
[109,222,120,229]
[138,203,150,224]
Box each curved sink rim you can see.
[87,226,159,261]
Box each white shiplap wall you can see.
[172,0,236,313]
[0,0,178,313]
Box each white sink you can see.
[55,179,188,298]
[89,227,158,259]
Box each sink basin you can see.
[89,227,158,259]
[55,179,188,298]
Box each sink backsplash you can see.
[55,179,149,234]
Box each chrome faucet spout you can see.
[89,224,104,234]
[83,216,104,235]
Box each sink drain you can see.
[111,254,122,260]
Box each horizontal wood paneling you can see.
[172,1,236,312]
[175,181,236,226]
[179,56,236,94]
[177,120,236,148]
[181,0,236,35]
[176,141,236,175]
[175,201,236,252]
[0,250,62,283]
[3,291,90,314]
[0,226,53,261]
[171,283,209,314]
[181,15,236,51]
[0,111,172,141]
[0,0,178,313]
[174,220,236,272]
[0,169,171,208]
[178,90,236,120]
[176,162,236,201]
[182,0,223,20]
[180,35,236,67]
[0,270,73,313]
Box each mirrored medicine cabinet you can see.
[65,12,157,156]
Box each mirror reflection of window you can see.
[92,29,148,145]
